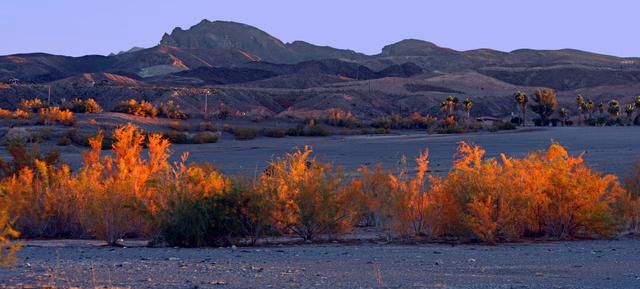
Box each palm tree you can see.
[576,95,585,123]
[513,91,528,126]
[583,99,595,120]
[625,104,636,119]
[445,96,455,115]
[608,100,620,119]
[452,96,460,113]
[559,107,569,126]
[598,101,606,116]
[462,98,474,119]
[440,101,449,117]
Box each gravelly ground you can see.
[2,239,640,289]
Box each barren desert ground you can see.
[2,239,640,289]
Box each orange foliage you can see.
[256,147,357,240]
[38,106,75,126]
[0,123,636,245]
[433,142,627,241]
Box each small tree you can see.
[608,100,620,119]
[531,88,558,125]
[531,88,557,126]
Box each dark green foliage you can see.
[286,124,332,137]
[68,98,102,113]
[233,127,259,140]
[264,128,286,138]
[192,132,219,144]
[158,190,253,247]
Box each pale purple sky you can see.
[2,0,638,57]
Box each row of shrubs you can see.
[227,123,333,140]
[113,99,189,119]
[0,123,638,255]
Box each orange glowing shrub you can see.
[13,109,30,119]
[0,108,13,120]
[19,98,46,112]
[38,106,75,126]
[78,124,173,244]
[256,147,358,240]
[0,199,21,268]
[434,142,627,242]
[2,160,82,238]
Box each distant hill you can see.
[1,19,639,119]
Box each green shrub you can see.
[285,124,332,137]
[233,127,258,140]
[192,132,219,144]
[157,189,253,247]
[264,128,286,138]
[68,98,102,113]
[165,130,189,144]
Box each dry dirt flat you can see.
[1,239,640,289]
[166,126,640,178]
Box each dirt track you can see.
[2,239,640,289]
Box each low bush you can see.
[192,131,219,144]
[67,98,102,113]
[113,99,157,118]
[158,100,189,120]
[324,108,360,128]
[0,109,13,120]
[19,98,47,113]
[232,127,259,140]
[165,131,219,144]
[286,124,332,137]
[263,128,286,138]
[157,188,252,247]
[38,107,75,126]
[198,121,216,132]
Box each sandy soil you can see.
[1,239,640,289]
[158,126,640,177]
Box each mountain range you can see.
[1,20,639,118]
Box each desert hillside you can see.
[1,20,639,119]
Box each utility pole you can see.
[48,85,51,105]
[204,88,213,119]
